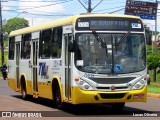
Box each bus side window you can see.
[9,37,15,60]
[51,27,62,58]
[21,34,31,59]
[40,29,52,59]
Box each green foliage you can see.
[0,51,8,66]
[144,25,152,45]
[146,45,152,55]
[149,70,160,83]
[0,51,8,77]
[2,17,29,48]
[147,54,160,70]
[3,17,29,34]
[146,45,160,70]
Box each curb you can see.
[147,93,160,98]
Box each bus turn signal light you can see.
[75,77,80,81]
[133,94,144,99]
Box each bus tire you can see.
[54,84,63,109]
[111,102,125,111]
[21,80,27,100]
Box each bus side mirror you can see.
[68,41,75,52]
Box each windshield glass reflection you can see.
[74,33,146,74]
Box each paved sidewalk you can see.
[147,93,160,98]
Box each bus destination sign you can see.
[75,17,144,31]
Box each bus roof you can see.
[9,14,141,37]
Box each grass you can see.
[149,70,160,83]
[147,70,160,94]
[147,84,160,94]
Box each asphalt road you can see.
[0,78,160,120]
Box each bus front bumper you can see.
[72,86,147,104]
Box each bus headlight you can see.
[132,79,146,90]
[74,77,94,90]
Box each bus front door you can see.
[15,42,20,91]
[31,36,39,98]
[64,34,73,100]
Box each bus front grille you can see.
[90,77,135,84]
[99,93,126,99]
[96,86,128,90]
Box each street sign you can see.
[125,0,158,20]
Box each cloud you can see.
[18,0,64,14]
[2,1,18,11]
[17,0,65,26]
[26,17,54,26]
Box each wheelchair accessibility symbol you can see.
[115,65,123,72]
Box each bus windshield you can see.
[75,33,146,74]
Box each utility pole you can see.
[78,0,103,13]
[154,0,158,52]
[88,0,92,13]
[153,0,159,82]
[0,0,4,65]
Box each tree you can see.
[2,17,29,48]
[3,17,29,34]
[144,25,152,45]
[147,45,160,82]
[147,54,160,70]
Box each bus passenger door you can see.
[64,34,73,100]
[15,42,20,91]
[31,32,39,97]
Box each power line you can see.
[2,0,73,11]
[2,5,52,7]
[2,0,75,8]
[78,0,105,13]
[3,0,127,16]
[3,10,73,17]
[92,1,125,4]
[93,6,125,12]
[6,0,73,2]
[92,0,103,11]
[17,1,72,10]
[77,0,88,11]
[25,12,73,16]
[62,3,82,14]
[108,8,125,14]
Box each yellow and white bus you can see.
[8,14,147,110]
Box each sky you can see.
[1,0,160,32]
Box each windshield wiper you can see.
[92,31,108,57]
[115,31,130,46]
[92,31,106,48]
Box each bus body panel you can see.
[71,86,147,104]
[8,78,16,91]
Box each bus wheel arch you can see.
[52,78,63,109]
[20,75,28,100]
